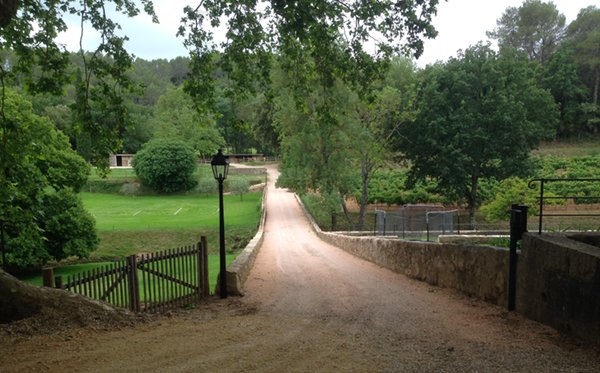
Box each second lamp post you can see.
[211,149,229,298]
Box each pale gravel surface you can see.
[1,165,599,372]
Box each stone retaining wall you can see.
[295,195,509,306]
[297,195,600,345]
[517,233,600,345]
[225,183,268,295]
[319,232,509,306]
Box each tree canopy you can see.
[151,85,225,159]
[179,0,440,111]
[0,90,96,270]
[487,0,566,65]
[0,0,157,171]
[398,44,557,225]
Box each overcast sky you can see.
[56,0,596,67]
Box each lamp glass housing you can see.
[211,149,229,180]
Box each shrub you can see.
[41,189,98,261]
[6,189,98,270]
[133,139,197,193]
[480,177,539,221]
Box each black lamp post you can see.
[211,149,229,298]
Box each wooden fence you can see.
[45,237,209,313]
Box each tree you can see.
[230,178,250,201]
[274,66,360,230]
[487,0,566,65]
[151,86,225,159]
[565,6,600,107]
[398,44,557,226]
[132,139,198,194]
[542,46,589,137]
[179,0,439,114]
[0,90,96,270]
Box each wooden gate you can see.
[53,237,209,312]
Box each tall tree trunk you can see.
[341,197,352,228]
[357,153,375,231]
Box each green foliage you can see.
[179,0,439,115]
[39,189,98,261]
[132,139,197,193]
[194,178,217,195]
[487,0,566,64]
[532,154,600,202]
[0,1,158,172]
[398,44,557,223]
[542,47,590,137]
[481,177,539,221]
[151,86,225,158]
[565,6,600,107]
[363,169,443,205]
[0,90,94,270]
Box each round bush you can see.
[133,139,197,193]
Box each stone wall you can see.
[294,194,509,306]
[225,183,268,295]
[298,194,600,345]
[318,232,510,306]
[517,233,600,345]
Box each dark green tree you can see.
[132,139,198,193]
[542,46,589,137]
[398,44,557,226]
[0,90,95,270]
[179,0,439,112]
[565,6,600,108]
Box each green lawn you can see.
[82,192,261,231]
[81,191,262,258]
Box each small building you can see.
[109,154,135,168]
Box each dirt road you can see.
[1,165,600,372]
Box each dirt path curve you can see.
[2,165,600,372]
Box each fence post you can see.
[508,204,528,311]
[126,255,140,312]
[201,236,209,298]
[55,275,63,289]
[42,267,54,287]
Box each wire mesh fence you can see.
[374,204,459,241]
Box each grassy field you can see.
[83,192,261,231]
[82,191,262,258]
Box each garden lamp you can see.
[211,149,229,298]
[211,149,229,181]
